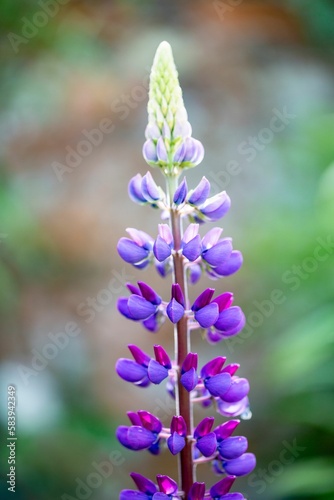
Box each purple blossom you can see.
[194,417,217,457]
[181,224,202,262]
[209,476,246,500]
[167,416,186,455]
[206,293,246,343]
[214,420,248,460]
[117,411,162,454]
[128,172,163,205]
[188,177,211,206]
[173,178,188,205]
[200,357,232,399]
[213,452,256,477]
[166,284,185,323]
[154,224,174,262]
[116,344,151,387]
[117,282,165,332]
[180,352,198,392]
[120,473,181,500]
[117,228,154,268]
[148,345,172,384]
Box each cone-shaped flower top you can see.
[143,41,204,173]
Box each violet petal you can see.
[223,453,256,476]
[188,176,211,206]
[154,235,172,262]
[194,302,219,328]
[148,359,168,384]
[116,359,147,383]
[167,432,186,455]
[202,239,233,267]
[180,368,198,392]
[127,295,156,320]
[167,298,184,323]
[222,378,250,403]
[210,476,236,497]
[130,472,158,494]
[205,372,232,398]
[196,432,217,457]
[218,436,248,460]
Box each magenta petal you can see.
[167,298,184,323]
[182,352,198,372]
[127,295,156,320]
[154,236,172,262]
[171,283,185,305]
[154,345,171,368]
[130,472,158,494]
[195,303,219,328]
[214,420,240,441]
[205,372,232,398]
[223,453,256,476]
[222,378,250,403]
[127,411,141,426]
[167,432,186,455]
[188,482,205,500]
[194,417,214,438]
[210,476,236,497]
[128,344,151,367]
[202,239,233,267]
[116,359,147,383]
[182,235,202,261]
[196,432,217,457]
[170,415,187,435]
[222,364,240,376]
[138,282,161,305]
[138,411,162,433]
[118,238,149,264]
[156,475,178,495]
[188,177,210,206]
[218,436,248,460]
[192,288,215,311]
[200,357,226,378]
[148,359,168,384]
[180,368,198,392]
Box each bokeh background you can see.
[1,1,334,499]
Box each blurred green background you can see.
[0,0,334,499]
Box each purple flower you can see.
[180,352,198,392]
[167,416,186,455]
[120,473,180,500]
[117,282,164,332]
[181,137,204,166]
[117,228,154,268]
[201,228,233,269]
[128,172,163,205]
[206,293,245,343]
[181,224,202,262]
[194,417,217,457]
[208,251,243,279]
[214,420,248,461]
[191,289,219,328]
[214,453,256,477]
[200,357,232,399]
[154,224,174,262]
[148,345,172,384]
[166,284,185,323]
[199,191,231,222]
[116,344,151,387]
[117,411,162,454]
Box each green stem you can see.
[167,174,195,498]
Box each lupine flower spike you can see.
[116,41,256,499]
